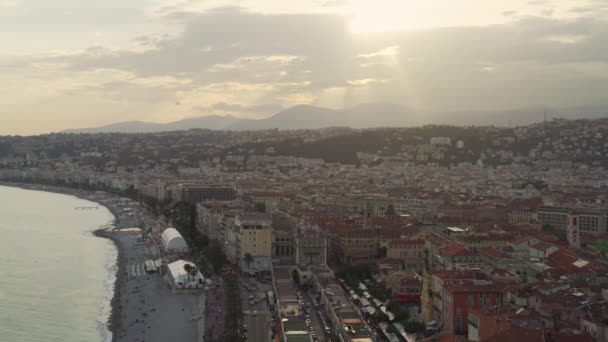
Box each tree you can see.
[184,263,193,282]
[189,266,199,283]
[207,241,227,273]
[403,321,426,342]
[385,204,396,216]
[377,246,388,258]
[243,253,254,271]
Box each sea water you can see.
[0,186,117,342]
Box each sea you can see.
[0,185,117,342]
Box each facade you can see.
[179,184,237,204]
[467,307,514,341]
[422,270,491,326]
[195,200,250,241]
[235,213,273,272]
[295,224,327,267]
[273,229,295,259]
[320,196,427,217]
[538,205,607,236]
[442,281,507,334]
[387,239,425,272]
[387,271,422,303]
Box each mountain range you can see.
[62,103,608,134]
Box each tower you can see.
[567,212,581,249]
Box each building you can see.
[387,239,425,272]
[295,224,327,267]
[179,183,237,204]
[442,280,507,334]
[234,213,273,272]
[161,228,188,253]
[467,307,515,341]
[538,205,607,237]
[320,196,427,217]
[195,200,251,241]
[387,271,422,303]
[421,270,490,324]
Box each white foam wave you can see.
[97,237,118,342]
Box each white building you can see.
[161,228,188,253]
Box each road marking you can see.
[129,263,146,277]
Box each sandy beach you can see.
[0,182,202,342]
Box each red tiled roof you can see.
[388,239,424,246]
[554,332,594,342]
[484,326,545,342]
[530,241,555,251]
[432,270,489,281]
[480,246,512,259]
[443,243,478,257]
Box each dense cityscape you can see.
[2,117,608,342]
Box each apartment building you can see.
[228,213,273,272]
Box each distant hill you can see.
[62,115,243,133]
[62,103,608,133]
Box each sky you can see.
[1,0,608,135]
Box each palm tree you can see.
[243,253,254,271]
[189,266,199,283]
[184,263,193,282]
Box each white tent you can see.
[167,260,204,289]
[161,228,188,252]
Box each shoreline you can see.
[0,181,126,342]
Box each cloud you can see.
[5,4,608,134]
[346,78,388,86]
[357,46,400,59]
[196,102,284,114]
[0,0,20,8]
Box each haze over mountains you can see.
[62,103,608,134]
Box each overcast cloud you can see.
[1,0,607,134]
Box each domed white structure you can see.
[161,228,188,253]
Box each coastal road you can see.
[240,279,271,341]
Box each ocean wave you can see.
[97,237,118,342]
